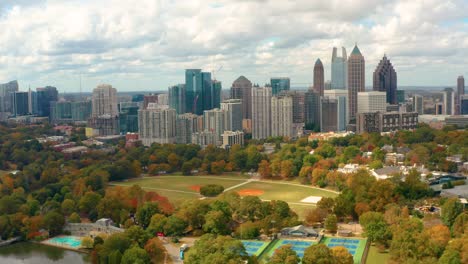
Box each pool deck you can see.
[40,236,88,253]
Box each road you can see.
[162,237,197,263]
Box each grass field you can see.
[367,246,390,264]
[111,175,338,217]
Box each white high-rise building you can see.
[138,104,176,146]
[324,89,348,131]
[203,108,225,145]
[252,87,272,139]
[92,84,118,117]
[221,99,243,132]
[412,95,423,115]
[357,91,387,113]
[443,88,455,115]
[271,95,293,137]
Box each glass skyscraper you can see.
[184,69,220,115]
[331,47,347,90]
[270,78,290,95]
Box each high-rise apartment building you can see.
[50,101,72,122]
[230,76,252,119]
[252,87,272,139]
[71,101,92,122]
[271,95,293,138]
[157,94,169,106]
[138,104,177,146]
[221,99,242,132]
[347,44,365,121]
[443,88,455,115]
[91,84,118,117]
[0,80,19,113]
[357,91,387,114]
[270,78,290,95]
[143,94,159,109]
[324,89,348,131]
[176,113,199,144]
[285,91,306,123]
[373,55,397,104]
[412,95,424,115]
[168,84,186,114]
[314,59,324,96]
[461,95,468,115]
[119,105,139,134]
[203,108,225,145]
[331,47,347,89]
[457,76,465,115]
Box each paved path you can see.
[223,179,253,192]
[162,237,197,264]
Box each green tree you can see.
[68,212,81,223]
[184,234,247,264]
[124,225,151,248]
[270,245,300,264]
[331,246,354,264]
[121,246,151,264]
[44,211,65,236]
[147,214,167,235]
[99,233,132,263]
[61,199,75,216]
[200,184,224,197]
[163,216,187,237]
[136,202,160,228]
[203,210,230,235]
[452,212,468,237]
[324,214,338,233]
[441,198,464,227]
[302,244,333,264]
[359,212,391,247]
[78,192,101,214]
[81,237,94,249]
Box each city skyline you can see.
[0,1,467,92]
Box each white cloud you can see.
[0,0,467,92]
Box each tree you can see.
[237,221,260,239]
[81,237,94,249]
[163,216,187,237]
[270,245,300,264]
[44,211,65,236]
[121,246,151,264]
[441,198,464,227]
[68,212,81,223]
[452,212,468,237]
[331,246,354,264]
[305,208,328,225]
[302,244,333,264]
[144,237,166,263]
[203,210,230,235]
[79,192,101,214]
[136,202,160,228]
[200,184,224,197]
[147,214,167,235]
[99,233,132,263]
[324,214,338,233]
[359,212,391,247]
[184,234,247,264]
[124,225,151,248]
[61,199,75,216]
[258,160,272,178]
[280,160,294,179]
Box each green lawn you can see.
[366,245,390,264]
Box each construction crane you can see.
[211,65,223,81]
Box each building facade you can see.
[413,95,424,115]
[221,99,242,132]
[331,47,347,90]
[270,78,290,95]
[457,76,465,115]
[91,84,118,118]
[13,91,29,116]
[176,113,199,144]
[357,112,418,134]
[357,91,387,114]
[252,87,272,139]
[138,104,177,146]
[168,84,186,114]
[271,95,293,138]
[0,80,19,114]
[373,55,397,104]
[324,89,348,131]
[320,97,338,132]
[313,59,324,96]
[222,131,244,149]
[230,76,252,119]
[36,86,58,117]
[443,88,455,115]
[304,90,320,130]
[347,45,365,122]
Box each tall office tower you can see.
[36,86,58,117]
[271,95,293,137]
[304,90,320,130]
[13,91,29,116]
[71,101,92,121]
[314,59,325,96]
[397,90,405,104]
[331,47,347,89]
[230,76,252,119]
[456,76,465,115]
[348,44,365,121]
[270,77,290,95]
[0,80,19,113]
[373,55,397,104]
[203,108,225,145]
[211,80,222,110]
[412,95,424,115]
[176,113,199,144]
[143,94,159,109]
[221,99,242,132]
[28,88,37,115]
[119,105,139,134]
[91,84,118,117]
[320,97,338,132]
[185,69,216,115]
[168,84,186,114]
[285,91,306,123]
[50,101,72,123]
[357,91,387,113]
[461,95,468,115]
[252,87,272,139]
[138,104,177,146]
[158,94,169,106]
[324,89,348,131]
[443,88,455,115]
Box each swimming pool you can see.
[45,236,82,249]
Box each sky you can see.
[0,0,467,92]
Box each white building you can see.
[222,130,244,149]
[357,91,387,114]
[92,84,118,117]
[138,104,176,146]
[252,87,272,139]
[203,108,225,145]
[271,95,293,137]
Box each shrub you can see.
[200,184,224,197]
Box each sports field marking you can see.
[300,196,323,203]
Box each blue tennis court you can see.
[241,240,269,256]
[321,237,367,263]
[268,239,317,258]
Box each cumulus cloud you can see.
[0,0,467,91]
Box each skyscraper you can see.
[176,113,199,144]
[211,80,222,110]
[185,69,217,115]
[357,91,387,114]
[91,84,118,117]
[13,91,29,116]
[221,99,243,132]
[347,44,365,121]
[443,88,455,115]
[286,91,305,123]
[331,47,347,90]
[230,76,252,119]
[271,95,293,137]
[304,90,320,130]
[314,59,324,96]
[270,78,290,95]
[36,86,58,117]
[168,84,186,114]
[320,97,338,132]
[252,87,272,139]
[203,108,225,145]
[143,94,159,109]
[138,104,177,146]
[324,89,348,131]
[71,101,92,121]
[456,76,465,115]
[0,80,19,113]
[412,95,424,115]
[373,55,397,104]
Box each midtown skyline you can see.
[0,1,467,91]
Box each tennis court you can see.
[241,240,270,256]
[267,239,317,258]
[321,237,367,263]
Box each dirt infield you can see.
[189,185,201,192]
[237,189,264,196]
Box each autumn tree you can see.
[258,160,272,178]
[302,244,333,264]
[331,246,354,264]
[441,198,463,227]
[324,214,338,233]
[270,245,300,264]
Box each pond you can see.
[0,242,90,263]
